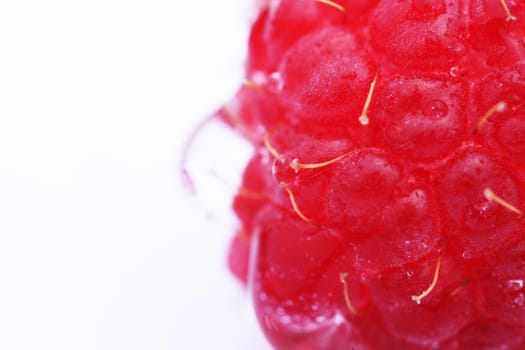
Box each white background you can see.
[0,1,271,349]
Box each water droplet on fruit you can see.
[406,270,414,278]
[250,70,267,85]
[464,201,497,232]
[408,189,427,207]
[514,293,525,307]
[449,65,467,77]
[272,156,298,183]
[507,279,524,291]
[290,158,300,173]
[332,313,345,325]
[268,71,283,91]
[462,250,472,259]
[423,99,449,119]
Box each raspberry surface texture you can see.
[222,0,525,349]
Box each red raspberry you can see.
[222,0,525,348]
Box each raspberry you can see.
[221,0,525,348]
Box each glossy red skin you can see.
[225,0,525,348]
